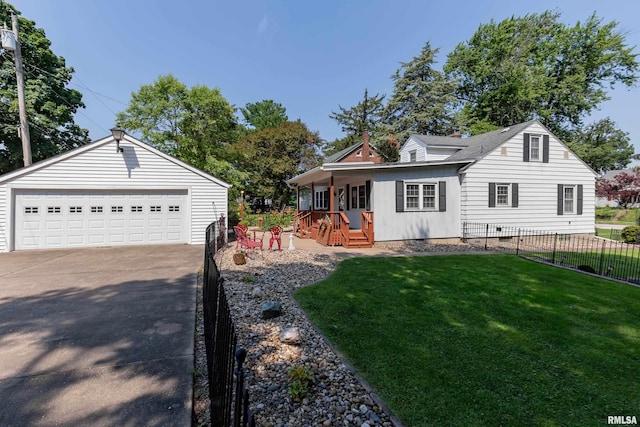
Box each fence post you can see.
[234,348,247,427]
[484,224,489,250]
[598,239,607,275]
[516,229,521,255]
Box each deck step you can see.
[345,230,372,248]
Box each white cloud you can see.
[258,15,268,33]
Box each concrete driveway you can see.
[0,244,203,427]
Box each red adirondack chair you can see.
[234,225,264,253]
[235,223,249,249]
[269,225,283,251]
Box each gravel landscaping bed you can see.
[194,240,480,426]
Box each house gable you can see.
[459,121,596,233]
[324,136,382,164]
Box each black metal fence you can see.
[204,218,255,427]
[462,222,640,284]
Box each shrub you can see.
[621,226,640,244]
[287,365,313,400]
[242,212,294,230]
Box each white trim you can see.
[404,181,438,211]
[0,134,231,188]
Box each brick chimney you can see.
[362,130,371,161]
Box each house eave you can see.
[287,159,474,187]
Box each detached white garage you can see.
[0,133,229,252]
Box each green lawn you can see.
[596,207,640,225]
[294,255,640,426]
[595,228,622,241]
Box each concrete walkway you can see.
[0,244,203,427]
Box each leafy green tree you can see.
[445,11,638,139]
[568,118,634,173]
[116,74,188,153]
[240,99,288,131]
[0,3,89,174]
[174,84,239,170]
[235,121,322,208]
[117,74,245,194]
[384,41,458,142]
[330,89,385,137]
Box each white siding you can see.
[427,147,460,161]
[373,165,461,241]
[0,138,228,252]
[399,137,427,163]
[460,122,596,234]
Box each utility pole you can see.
[11,12,31,166]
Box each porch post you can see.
[296,186,300,210]
[311,182,315,211]
[329,176,335,212]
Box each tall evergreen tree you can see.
[384,42,458,143]
[240,100,288,131]
[0,3,89,174]
[326,89,385,156]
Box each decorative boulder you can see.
[279,326,302,345]
[261,301,282,320]
[233,252,246,265]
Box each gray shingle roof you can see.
[446,120,538,162]
[324,141,363,163]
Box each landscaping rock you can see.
[251,287,265,298]
[279,326,302,345]
[261,301,282,319]
[210,241,481,426]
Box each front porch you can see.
[295,209,374,248]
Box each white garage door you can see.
[14,189,188,250]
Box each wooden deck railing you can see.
[297,210,375,247]
[361,211,374,244]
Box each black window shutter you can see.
[396,181,404,212]
[489,182,496,208]
[346,184,350,210]
[439,181,446,212]
[365,180,371,211]
[557,184,564,216]
[523,133,530,162]
[577,184,583,215]
[543,135,550,163]
[512,183,519,208]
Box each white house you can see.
[288,120,596,247]
[0,133,229,252]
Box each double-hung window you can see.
[489,182,518,208]
[396,180,446,212]
[496,184,510,206]
[523,133,549,163]
[351,185,367,209]
[405,182,437,211]
[529,135,541,161]
[314,188,329,210]
[557,184,583,215]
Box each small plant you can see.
[242,274,255,283]
[287,365,313,400]
[621,226,640,244]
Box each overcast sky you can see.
[9,0,640,161]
